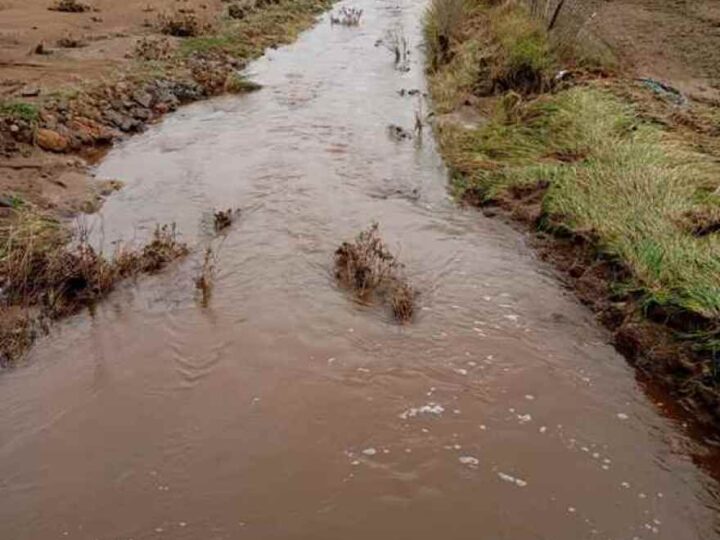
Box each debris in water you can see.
[498,472,527,487]
[334,223,417,322]
[362,448,377,456]
[329,6,363,26]
[617,413,629,420]
[459,456,479,466]
[387,124,413,141]
[213,208,235,232]
[400,403,445,419]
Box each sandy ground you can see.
[0,0,227,216]
[593,0,720,102]
[0,0,224,93]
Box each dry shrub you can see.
[390,281,415,321]
[48,0,89,12]
[157,11,204,37]
[0,211,188,362]
[0,310,43,368]
[133,37,172,60]
[334,223,417,322]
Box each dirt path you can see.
[593,0,720,102]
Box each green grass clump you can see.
[441,86,720,320]
[180,0,331,59]
[489,2,554,93]
[0,101,40,123]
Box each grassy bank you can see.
[426,0,720,418]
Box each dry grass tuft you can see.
[335,223,417,322]
[157,11,205,37]
[133,37,172,61]
[48,0,89,13]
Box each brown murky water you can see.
[2,1,720,538]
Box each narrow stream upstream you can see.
[2,0,720,538]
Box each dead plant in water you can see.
[334,223,417,322]
[194,246,216,307]
[213,208,234,232]
[330,6,363,26]
[0,209,188,362]
[383,29,411,72]
[133,37,172,61]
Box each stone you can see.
[20,86,41,97]
[36,128,69,152]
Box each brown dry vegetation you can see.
[335,224,417,323]
[0,208,187,364]
[426,0,720,424]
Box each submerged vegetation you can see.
[425,0,720,415]
[0,208,187,365]
[335,224,417,322]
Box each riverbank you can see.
[0,0,333,364]
[425,0,720,425]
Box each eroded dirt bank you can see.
[1,0,720,538]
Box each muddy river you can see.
[2,0,720,538]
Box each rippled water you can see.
[2,0,720,538]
